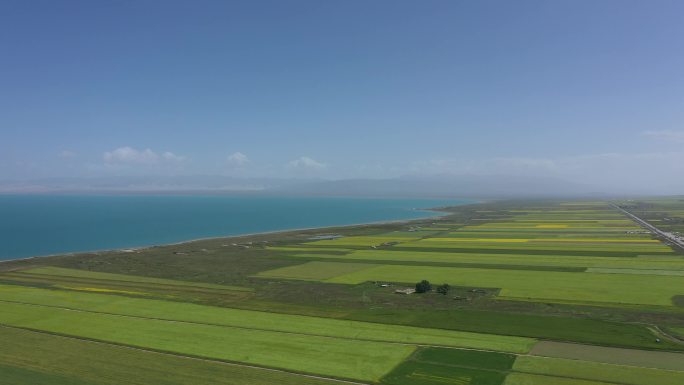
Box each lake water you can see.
[0,195,471,260]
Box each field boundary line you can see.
[516,353,684,380]
[648,325,684,345]
[0,323,371,385]
[509,370,633,385]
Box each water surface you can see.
[0,195,470,260]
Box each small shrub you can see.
[436,283,450,295]
[415,280,432,293]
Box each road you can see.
[611,204,684,251]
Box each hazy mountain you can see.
[0,174,600,198]
[274,174,598,198]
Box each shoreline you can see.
[0,205,464,265]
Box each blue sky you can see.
[1,0,683,191]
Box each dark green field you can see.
[381,348,514,385]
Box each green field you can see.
[671,327,684,338]
[0,326,342,385]
[530,341,684,371]
[402,239,675,254]
[503,373,616,385]
[0,300,412,381]
[0,284,536,353]
[513,356,684,385]
[441,231,653,239]
[23,267,253,291]
[259,261,684,306]
[379,344,684,385]
[308,235,421,247]
[585,267,684,276]
[381,348,514,385]
[286,249,684,270]
[346,308,676,350]
[253,261,378,280]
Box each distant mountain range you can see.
[274,174,599,198]
[0,174,603,198]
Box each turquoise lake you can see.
[0,195,470,260]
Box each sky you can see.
[1,0,683,193]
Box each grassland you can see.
[250,261,378,280]
[379,344,684,385]
[503,373,616,385]
[3,198,684,384]
[259,261,684,306]
[308,235,422,247]
[346,308,677,350]
[0,300,412,381]
[19,266,253,291]
[401,239,675,254]
[259,201,684,309]
[529,341,684,371]
[0,283,536,353]
[512,356,684,385]
[284,249,684,270]
[0,326,344,385]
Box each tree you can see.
[415,280,432,293]
[436,283,450,295]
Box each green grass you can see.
[381,361,505,385]
[375,231,442,238]
[670,327,684,338]
[443,231,653,239]
[313,263,684,306]
[449,226,644,232]
[0,301,413,381]
[22,267,253,291]
[288,249,684,270]
[387,246,663,257]
[308,236,421,247]
[414,347,515,371]
[403,239,674,253]
[255,261,378,280]
[425,237,659,243]
[0,326,343,385]
[513,356,684,385]
[266,247,353,253]
[0,364,94,385]
[586,267,684,276]
[0,284,537,353]
[504,373,617,385]
[346,308,679,350]
[530,341,684,371]
[0,271,255,305]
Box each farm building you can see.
[395,288,416,295]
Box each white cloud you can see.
[227,152,249,166]
[58,150,77,159]
[161,151,185,162]
[286,156,326,170]
[103,147,186,165]
[642,130,684,143]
